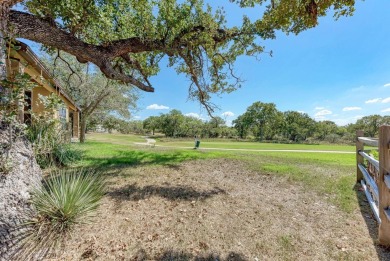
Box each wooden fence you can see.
[356,125,390,245]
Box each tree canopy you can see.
[136,101,387,144]
[141,109,235,138]
[43,51,138,142]
[1,0,355,112]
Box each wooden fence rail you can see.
[356,125,390,245]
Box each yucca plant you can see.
[11,169,105,259]
[17,168,106,258]
[32,168,106,232]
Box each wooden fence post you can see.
[356,130,364,183]
[378,125,390,245]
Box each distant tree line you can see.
[89,101,390,144]
[142,110,236,138]
[88,109,236,139]
[232,101,390,143]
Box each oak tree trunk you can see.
[80,117,87,143]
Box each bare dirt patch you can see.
[47,159,389,260]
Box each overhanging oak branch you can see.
[9,11,166,92]
[4,7,260,116]
[8,10,239,94]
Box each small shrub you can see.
[325,133,341,144]
[53,144,83,166]
[26,115,81,168]
[26,117,58,168]
[369,150,379,160]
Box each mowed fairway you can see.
[87,133,356,152]
[54,133,389,260]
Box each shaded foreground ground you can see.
[49,159,389,260]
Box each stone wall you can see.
[0,123,42,260]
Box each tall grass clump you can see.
[19,169,105,257]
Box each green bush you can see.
[369,150,379,160]
[26,116,81,168]
[53,144,83,166]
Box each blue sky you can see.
[20,1,390,126]
[134,0,390,126]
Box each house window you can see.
[58,107,67,121]
[58,107,67,131]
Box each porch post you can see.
[73,110,79,138]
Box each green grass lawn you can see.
[87,133,356,151]
[87,132,146,144]
[74,133,359,212]
[158,140,356,151]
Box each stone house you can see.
[4,41,80,140]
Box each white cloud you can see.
[146,104,169,110]
[185,112,201,119]
[384,83,390,87]
[315,109,332,117]
[342,107,361,111]
[365,98,382,104]
[382,97,390,103]
[133,116,141,119]
[221,111,234,117]
[315,107,325,110]
[381,108,390,113]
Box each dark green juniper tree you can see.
[0,0,355,113]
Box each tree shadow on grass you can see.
[107,183,226,202]
[354,183,390,260]
[83,149,201,169]
[133,249,248,261]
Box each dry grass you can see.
[45,159,389,260]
